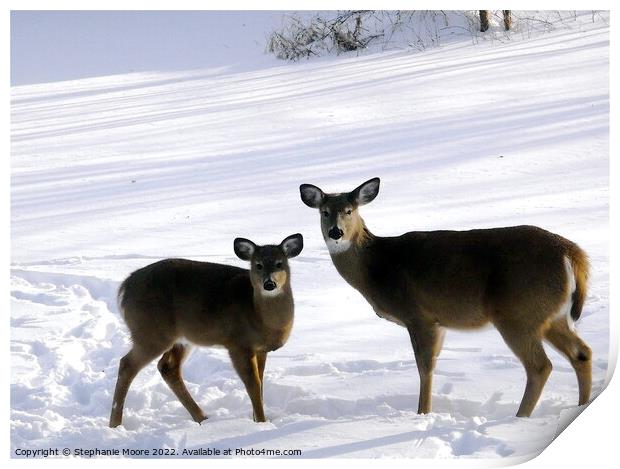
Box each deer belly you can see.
[434,307,489,329]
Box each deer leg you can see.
[110,345,162,428]
[495,322,552,417]
[229,348,266,422]
[256,351,267,401]
[407,324,445,414]
[544,319,592,406]
[157,344,207,423]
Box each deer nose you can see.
[263,280,277,291]
[328,227,344,240]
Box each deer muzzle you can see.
[328,226,344,240]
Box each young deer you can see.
[109,234,303,428]
[300,178,591,417]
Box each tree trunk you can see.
[479,10,490,32]
[503,10,512,31]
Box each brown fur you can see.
[109,234,303,428]
[567,246,590,321]
[300,178,592,417]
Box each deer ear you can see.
[234,238,256,261]
[299,184,324,208]
[350,177,380,206]
[280,233,303,258]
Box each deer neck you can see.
[253,282,294,330]
[329,218,375,292]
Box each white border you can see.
[4,1,616,468]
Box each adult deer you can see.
[300,177,591,417]
[109,234,303,428]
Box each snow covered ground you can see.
[11,12,609,461]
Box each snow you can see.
[11,12,609,460]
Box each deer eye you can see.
[346,209,352,215]
[256,263,263,271]
[276,261,283,269]
[322,210,329,217]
